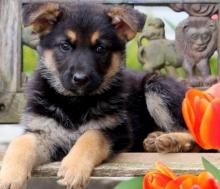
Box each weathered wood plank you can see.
[0,0,22,93]
[0,0,23,123]
[22,0,220,4]
[1,153,220,177]
[0,93,25,123]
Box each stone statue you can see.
[137,18,182,78]
[170,4,218,17]
[176,17,217,85]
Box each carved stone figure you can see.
[176,17,217,85]
[137,18,165,41]
[137,18,182,78]
[170,4,218,17]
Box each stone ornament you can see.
[176,17,217,85]
[170,3,218,17]
[137,18,182,78]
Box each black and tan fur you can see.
[0,3,198,189]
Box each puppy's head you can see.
[23,3,146,95]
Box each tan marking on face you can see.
[107,52,121,78]
[44,50,57,72]
[43,50,74,96]
[0,134,39,186]
[57,129,110,188]
[101,52,121,88]
[66,30,77,43]
[91,31,100,45]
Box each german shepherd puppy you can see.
[0,3,197,189]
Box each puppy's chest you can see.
[44,94,125,129]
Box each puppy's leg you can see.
[57,129,111,189]
[143,76,201,152]
[144,75,187,132]
[0,114,66,189]
[155,132,201,153]
[0,133,48,189]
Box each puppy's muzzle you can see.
[72,72,89,86]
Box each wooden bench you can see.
[1,152,220,177]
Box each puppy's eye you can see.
[60,41,72,52]
[95,45,106,54]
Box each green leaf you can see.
[202,157,220,183]
[114,177,143,189]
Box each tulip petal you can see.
[204,93,214,102]
[200,98,220,149]
[197,172,220,189]
[151,174,172,188]
[181,176,198,189]
[144,173,172,189]
[185,89,205,103]
[182,98,196,138]
[165,175,195,189]
[206,83,220,98]
[192,97,212,148]
[155,162,177,179]
[182,89,209,145]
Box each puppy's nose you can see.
[72,73,88,86]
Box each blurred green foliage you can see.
[23,45,38,75]
[126,37,143,71]
[114,177,143,189]
[210,55,218,76]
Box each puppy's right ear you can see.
[22,3,61,35]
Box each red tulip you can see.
[182,83,220,149]
[143,162,220,189]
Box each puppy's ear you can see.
[22,3,61,35]
[107,6,146,41]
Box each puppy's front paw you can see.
[57,156,92,189]
[143,131,164,152]
[0,179,27,189]
[0,168,28,189]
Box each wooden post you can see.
[0,0,22,92]
[0,0,24,123]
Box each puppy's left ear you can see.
[107,6,146,41]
